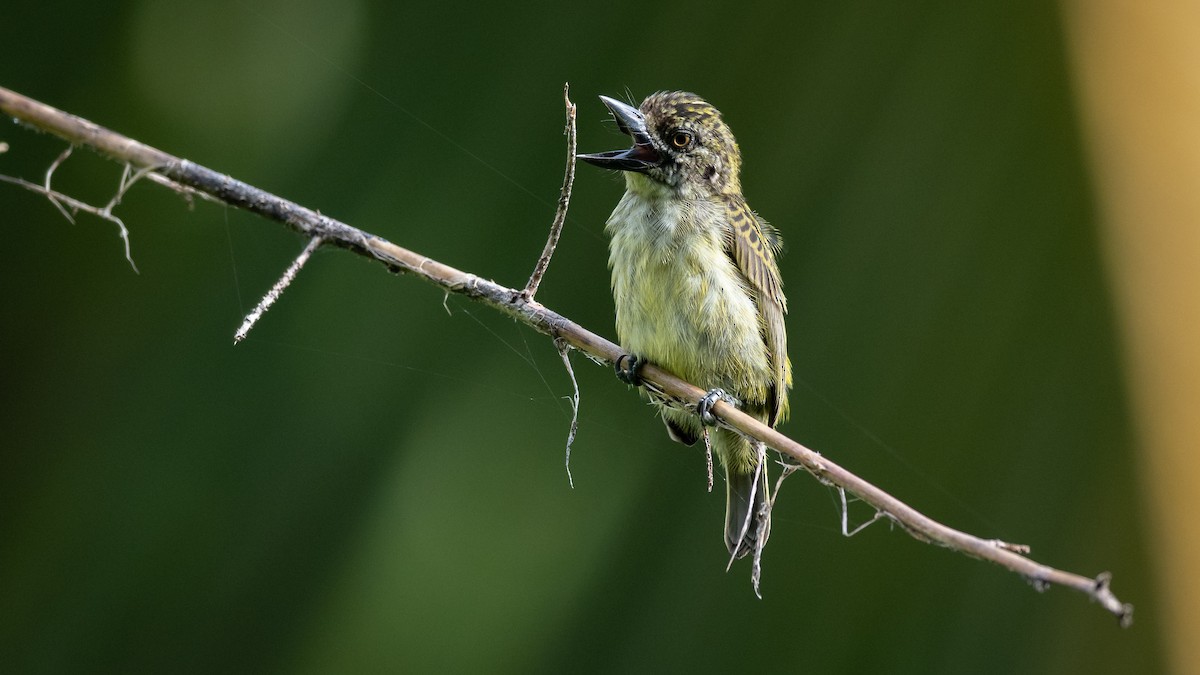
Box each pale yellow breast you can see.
[606,189,772,402]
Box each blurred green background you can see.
[0,1,1164,673]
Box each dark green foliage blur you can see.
[0,1,1161,673]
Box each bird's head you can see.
[579,91,742,198]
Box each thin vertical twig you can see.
[522,83,577,301]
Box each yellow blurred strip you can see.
[1064,1,1200,670]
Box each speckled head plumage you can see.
[579,91,743,196]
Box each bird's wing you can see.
[724,196,791,425]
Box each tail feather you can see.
[724,456,771,559]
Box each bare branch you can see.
[522,82,577,301]
[0,84,1133,627]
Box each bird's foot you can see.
[697,388,736,426]
[614,353,644,386]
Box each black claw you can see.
[697,388,730,426]
[615,353,644,386]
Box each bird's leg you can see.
[614,353,644,386]
[697,388,738,426]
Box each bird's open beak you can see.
[577,95,661,172]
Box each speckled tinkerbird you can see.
[579,92,791,559]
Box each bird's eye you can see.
[671,131,693,149]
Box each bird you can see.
[578,91,791,559]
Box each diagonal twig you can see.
[234,236,324,343]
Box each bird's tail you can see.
[724,446,771,559]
